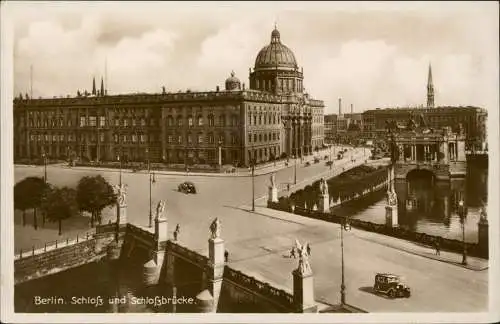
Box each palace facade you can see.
[13,27,325,167]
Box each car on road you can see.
[178,181,197,194]
[373,273,411,298]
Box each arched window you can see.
[208,114,215,126]
[197,115,203,126]
[177,116,183,127]
[259,134,262,142]
[253,115,257,125]
[248,112,252,125]
[264,133,267,141]
[167,116,173,127]
[188,116,193,127]
[259,115,262,125]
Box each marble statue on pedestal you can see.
[270,173,276,188]
[156,200,166,220]
[319,178,328,197]
[210,217,221,239]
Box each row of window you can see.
[248,112,281,126]
[166,115,239,127]
[248,132,280,143]
[29,133,158,143]
[166,134,238,145]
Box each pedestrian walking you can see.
[224,250,229,262]
[306,243,311,256]
[173,224,180,241]
[435,240,441,256]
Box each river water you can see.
[346,162,488,243]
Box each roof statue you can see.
[294,239,312,275]
[210,217,221,239]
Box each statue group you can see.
[113,184,127,206]
[294,239,312,275]
[386,189,397,206]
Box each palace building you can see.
[13,27,325,167]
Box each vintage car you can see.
[373,273,411,298]
[178,181,197,194]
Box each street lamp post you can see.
[146,148,156,228]
[251,159,255,212]
[218,140,222,171]
[41,152,47,184]
[293,154,297,184]
[458,199,468,265]
[340,215,351,305]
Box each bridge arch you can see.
[406,168,436,181]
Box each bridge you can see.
[389,126,467,180]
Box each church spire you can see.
[92,77,96,95]
[100,77,105,96]
[427,63,434,108]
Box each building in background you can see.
[325,64,487,149]
[13,27,325,167]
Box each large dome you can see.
[254,27,298,70]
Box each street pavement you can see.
[12,146,489,312]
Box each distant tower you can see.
[92,77,96,95]
[427,64,434,108]
[100,77,105,96]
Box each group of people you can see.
[290,243,311,259]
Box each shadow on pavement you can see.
[359,286,392,300]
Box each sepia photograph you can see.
[1,1,499,323]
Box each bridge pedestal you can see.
[293,269,317,313]
[385,205,398,228]
[268,186,278,203]
[318,194,330,213]
[195,289,214,313]
[142,216,168,287]
[208,237,225,313]
[116,203,127,225]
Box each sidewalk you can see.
[15,146,363,179]
[244,206,488,272]
[351,229,488,271]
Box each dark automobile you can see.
[178,181,197,194]
[373,273,411,298]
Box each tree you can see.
[14,179,30,226]
[41,186,78,235]
[76,175,117,227]
[14,176,48,230]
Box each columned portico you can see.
[392,127,466,180]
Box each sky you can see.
[6,1,499,114]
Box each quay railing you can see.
[15,230,96,260]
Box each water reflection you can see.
[15,259,192,313]
[350,163,487,243]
